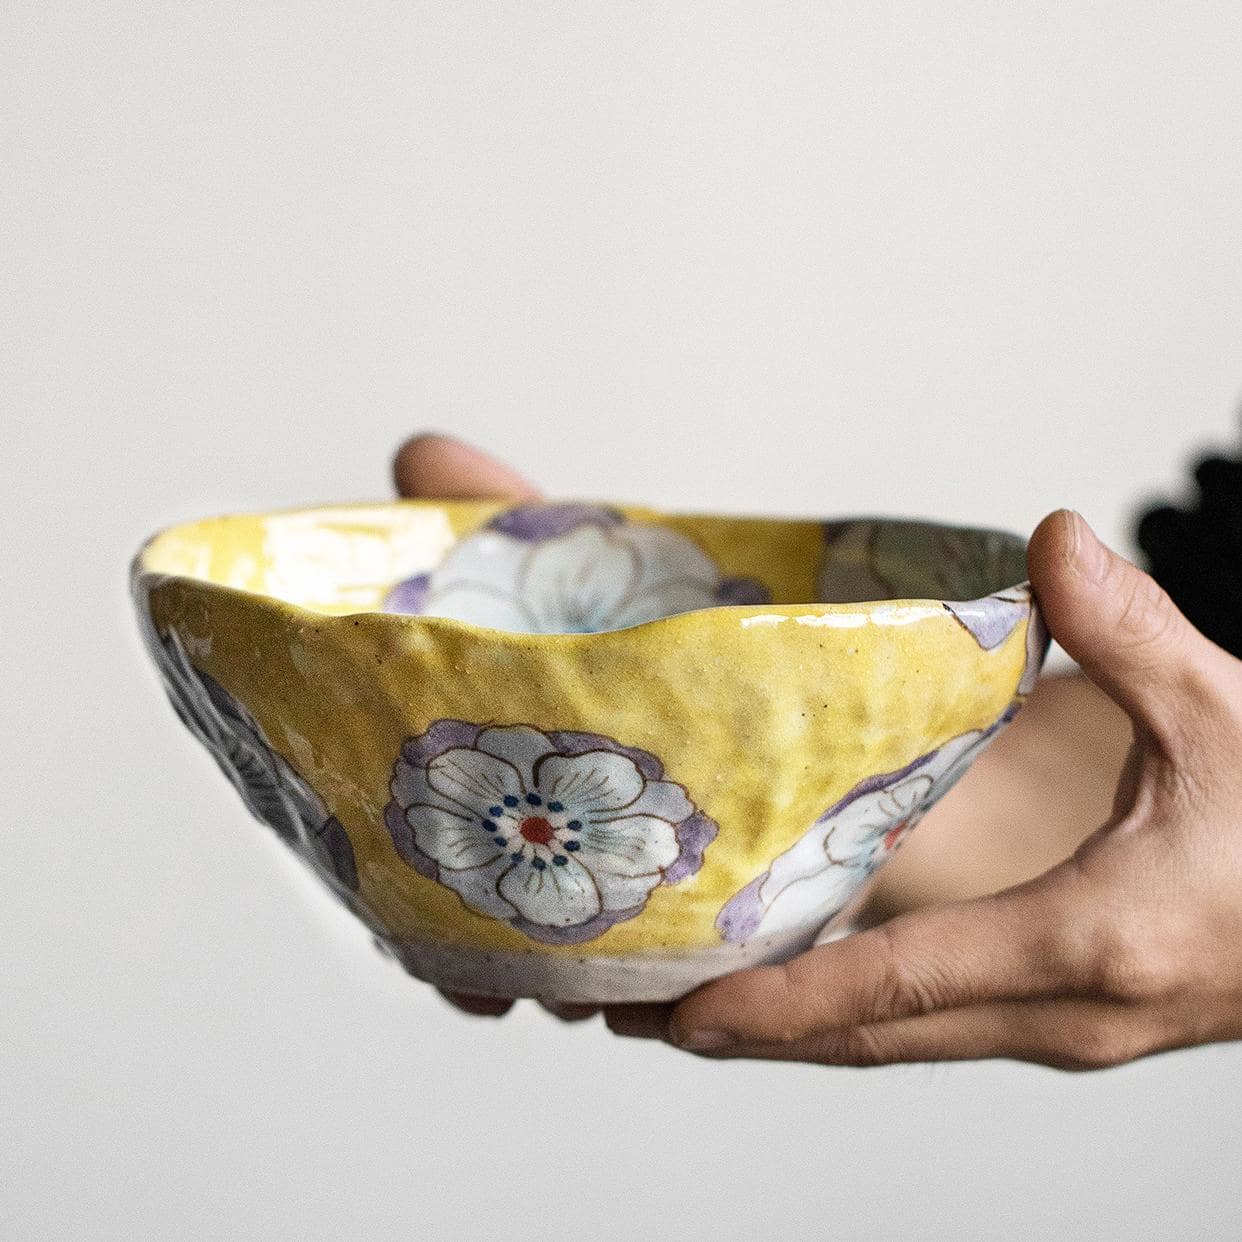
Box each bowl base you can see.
[385,927,824,1004]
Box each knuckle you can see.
[1050,1019,1144,1072]
[1084,924,1175,1005]
[766,958,822,1043]
[1109,565,1181,657]
[869,923,943,1021]
[818,1025,893,1068]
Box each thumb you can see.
[1028,508,1223,741]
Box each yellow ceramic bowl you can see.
[132,500,1047,1002]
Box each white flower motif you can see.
[717,718,1007,944]
[387,722,716,942]
[384,504,769,633]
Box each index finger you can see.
[668,867,1081,1050]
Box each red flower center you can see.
[519,816,555,845]
[883,819,912,851]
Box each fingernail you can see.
[1065,509,1108,583]
[677,1029,736,1053]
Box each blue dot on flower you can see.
[525,792,542,806]
[510,851,524,862]
[548,800,564,813]
[489,805,503,817]
[482,819,497,831]
[503,795,519,808]
[493,836,506,846]
[564,840,581,852]
[567,819,582,831]
[532,857,547,870]
[552,855,568,866]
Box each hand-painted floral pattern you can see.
[819,520,1048,693]
[384,503,770,633]
[149,625,359,895]
[945,584,1049,695]
[716,711,1013,944]
[386,721,717,943]
[818,520,1028,605]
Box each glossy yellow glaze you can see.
[135,501,1035,963]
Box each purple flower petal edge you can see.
[400,719,483,767]
[385,799,439,880]
[545,727,664,782]
[946,585,1050,693]
[384,572,431,615]
[487,503,626,541]
[715,874,766,944]
[664,811,718,886]
[944,593,1028,651]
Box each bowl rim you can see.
[131,498,1034,644]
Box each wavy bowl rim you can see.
[130,498,1034,645]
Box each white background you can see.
[4,4,1242,1239]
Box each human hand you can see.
[608,510,1242,1068]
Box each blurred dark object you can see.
[1136,449,1242,658]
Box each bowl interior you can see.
[139,501,1028,633]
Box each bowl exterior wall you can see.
[135,559,1045,1002]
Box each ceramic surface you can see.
[132,501,1048,1002]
